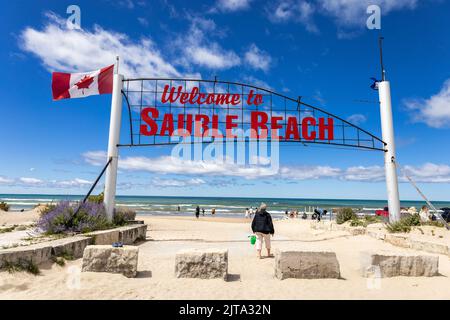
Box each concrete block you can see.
[361,253,439,277]
[367,230,386,240]
[82,245,138,278]
[274,249,340,280]
[409,239,448,255]
[0,243,52,267]
[49,236,93,259]
[384,234,410,248]
[118,224,147,244]
[175,249,228,280]
[85,230,120,245]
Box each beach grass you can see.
[2,259,40,275]
[0,225,17,233]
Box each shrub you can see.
[51,256,66,266]
[38,204,56,216]
[57,250,75,261]
[386,213,421,233]
[349,215,384,227]
[87,192,104,204]
[113,207,137,226]
[364,215,383,224]
[336,207,357,224]
[0,201,10,212]
[2,259,40,275]
[0,225,16,233]
[51,249,74,266]
[349,218,365,227]
[422,221,445,228]
[37,201,112,234]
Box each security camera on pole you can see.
[377,37,401,223]
[104,56,124,221]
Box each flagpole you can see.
[377,37,401,223]
[104,56,123,221]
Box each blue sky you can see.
[1,0,450,201]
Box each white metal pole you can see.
[104,65,123,222]
[378,81,401,223]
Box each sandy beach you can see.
[0,208,41,226]
[1,212,449,300]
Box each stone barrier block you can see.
[346,226,366,235]
[361,253,439,277]
[0,243,52,268]
[175,249,228,280]
[86,230,120,245]
[384,234,410,248]
[118,224,147,244]
[409,239,448,255]
[50,236,93,259]
[82,245,139,278]
[367,230,386,240]
[274,250,341,280]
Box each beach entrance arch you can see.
[97,73,401,224]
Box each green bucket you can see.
[249,235,256,245]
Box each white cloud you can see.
[119,155,276,178]
[244,44,272,72]
[179,17,241,70]
[152,177,206,187]
[318,0,417,27]
[19,177,43,185]
[84,151,276,179]
[404,79,450,128]
[267,0,418,34]
[0,176,94,189]
[56,178,92,187]
[214,0,252,12]
[402,163,450,183]
[83,150,107,166]
[342,165,385,182]
[20,12,188,79]
[280,166,341,180]
[267,0,318,33]
[82,150,450,184]
[346,114,367,125]
[342,163,450,184]
[0,177,14,184]
[187,45,241,69]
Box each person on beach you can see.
[202,208,205,216]
[245,208,250,219]
[251,203,275,259]
[419,205,430,222]
[195,205,200,219]
[211,208,216,215]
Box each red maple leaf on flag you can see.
[75,75,94,94]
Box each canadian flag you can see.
[52,64,114,101]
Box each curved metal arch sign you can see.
[120,78,385,151]
[50,56,401,225]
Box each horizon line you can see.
[0,192,448,203]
